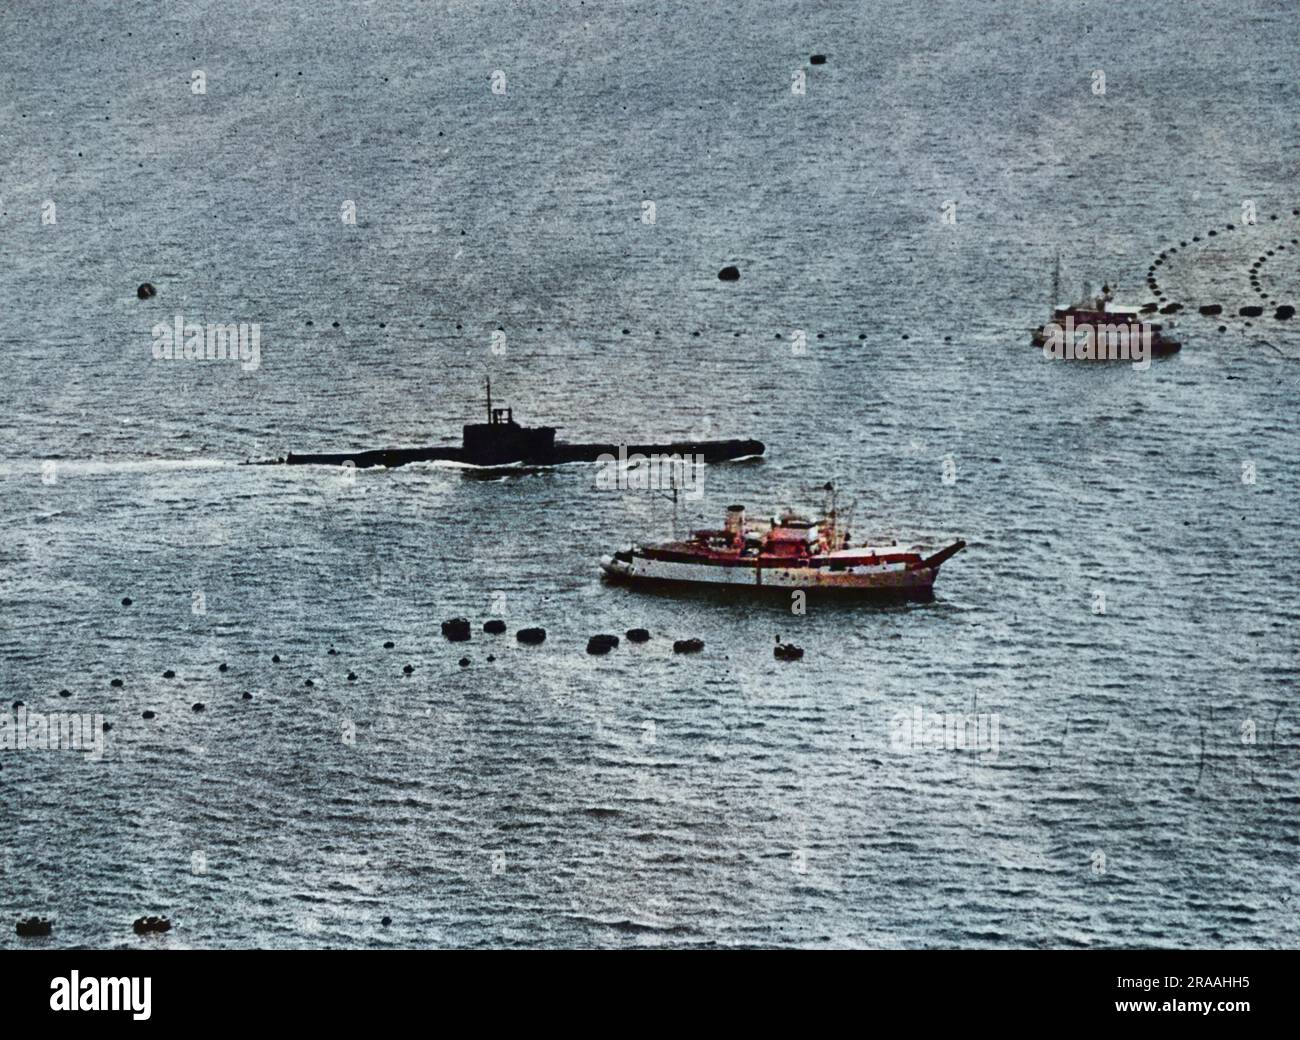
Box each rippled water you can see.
[1,0,1298,948]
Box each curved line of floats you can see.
[1146,206,1298,329]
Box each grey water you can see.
[1,0,1298,948]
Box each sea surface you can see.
[1,0,1298,948]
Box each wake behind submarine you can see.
[253,380,765,469]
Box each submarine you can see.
[256,380,765,469]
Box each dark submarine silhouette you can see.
[255,380,765,470]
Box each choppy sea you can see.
[1,0,1298,948]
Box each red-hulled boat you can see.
[600,496,965,602]
[1031,260,1180,358]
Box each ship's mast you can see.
[670,467,679,540]
[652,466,680,540]
[485,376,492,423]
[1050,253,1060,314]
[822,481,838,551]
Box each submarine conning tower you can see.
[461,378,556,464]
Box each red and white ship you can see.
[600,497,965,601]
[1030,259,1181,357]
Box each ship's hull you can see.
[600,551,944,601]
[1030,327,1181,356]
[261,438,765,469]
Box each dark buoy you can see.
[381,915,392,927]
[587,634,619,654]
[516,627,546,645]
[272,654,281,663]
[383,641,395,649]
[136,283,156,300]
[718,265,740,282]
[673,638,705,655]
[402,664,414,674]
[441,618,471,641]
[142,710,156,719]
[774,643,804,661]
[241,691,252,700]
[303,678,314,687]
[218,662,228,673]
[1159,302,1182,314]
[1239,305,1264,317]
[58,688,71,698]
[110,678,123,688]
[191,703,205,712]
[486,654,496,662]
[626,628,651,643]
[162,669,175,679]
[121,596,132,606]
[458,657,470,667]
[1198,304,1222,316]
[16,917,52,937]
[133,916,171,935]
[1275,304,1295,320]
[809,53,827,64]
[347,671,357,681]
[328,647,338,656]
[483,619,507,635]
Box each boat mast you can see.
[485,376,492,423]
[822,481,837,550]
[670,468,679,540]
[1050,253,1060,313]
[652,466,680,540]
[842,498,857,550]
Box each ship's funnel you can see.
[725,505,745,541]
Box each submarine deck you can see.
[266,438,766,469]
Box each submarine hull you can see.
[271,439,765,469]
